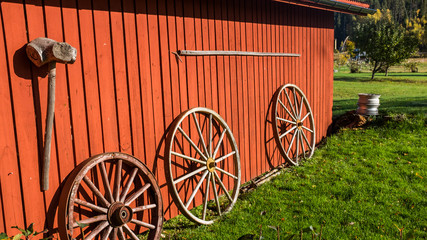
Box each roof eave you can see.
[309,0,376,15]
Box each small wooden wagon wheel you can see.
[165,107,241,225]
[272,84,316,165]
[58,152,163,240]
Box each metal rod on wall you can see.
[175,50,300,57]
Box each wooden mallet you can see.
[26,37,77,191]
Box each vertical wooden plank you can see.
[220,0,232,189]
[0,192,4,233]
[252,0,261,176]
[183,0,198,109]
[110,0,132,154]
[92,0,119,152]
[78,0,104,155]
[157,0,174,219]
[200,0,212,110]
[146,0,166,194]
[194,0,205,109]
[239,0,250,182]
[244,0,257,179]
[1,0,46,230]
[135,0,155,166]
[0,5,26,233]
[62,0,90,166]
[122,0,145,159]
[233,0,244,182]
[227,0,240,186]
[207,0,217,112]
[214,0,225,118]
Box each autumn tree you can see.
[353,10,418,79]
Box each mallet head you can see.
[26,37,77,67]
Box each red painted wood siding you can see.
[0,0,334,234]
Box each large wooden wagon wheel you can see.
[58,152,163,240]
[272,84,316,166]
[165,107,241,225]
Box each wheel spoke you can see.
[301,130,313,151]
[286,130,298,155]
[111,227,118,240]
[84,221,109,240]
[302,125,314,133]
[171,151,206,165]
[284,89,297,118]
[215,167,238,180]
[299,95,304,119]
[133,204,156,213]
[83,176,110,207]
[292,88,299,118]
[117,227,126,240]
[279,126,297,139]
[124,183,151,205]
[215,151,236,163]
[295,130,300,161]
[131,219,156,230]
[173,166,207,184]
[101,226,112,240]
[72,215,107,228]
[122,224,139,240]
[211,175,221,216]
[278,99,297,122]
[213,171,233,202]
[277,117,296,125]
[202,173,211,220]
[301,112,311,122]
[192,112,209,157]
[120,168,138,202]
[114,160,122,202]
[185,170,209,209]
[99,162,114,203]
[74,199,108,214]
[209,114,212,157]
[212,129,227,159]
[299,130,306,159]
[178,126,208,161]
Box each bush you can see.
[404,61,419,72]
[347,59,364,73]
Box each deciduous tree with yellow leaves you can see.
[353,10,419,79]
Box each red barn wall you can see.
[0,0,334,234]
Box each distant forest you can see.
[334,0,427,48]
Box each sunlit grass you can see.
[162,66,427,240]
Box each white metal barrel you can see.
[357,93,381,115]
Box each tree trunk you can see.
[385,67,389,76]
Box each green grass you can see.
[333,64,427,117]
[162,69,427,240]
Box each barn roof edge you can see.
[306,0,376,15]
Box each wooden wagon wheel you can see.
[165,107,241,225]
[58,152,163,240]
[272,84,316,166]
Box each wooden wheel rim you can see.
[58,152,163,240]
[165,107,241,225]
[272,84,316,166]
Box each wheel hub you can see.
[296,120,303,130]
[206,157,216,172]
[107,202,133,227]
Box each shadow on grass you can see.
[334,75,427,83]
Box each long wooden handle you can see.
[42,62,56,191]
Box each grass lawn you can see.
[161,66,427,239]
